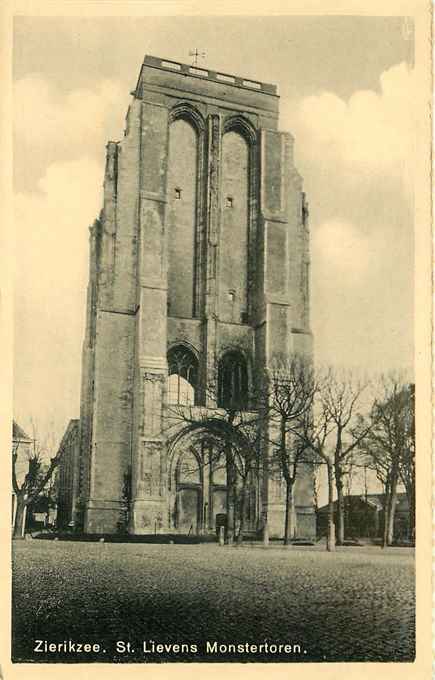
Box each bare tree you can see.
[166,379,264,545]
[12,422,64,538]
[398,384,415,541]
[293,397,336,550]
[343,452,356,499]
[266,354,316,544]
[316,368,373,546]
[312,460,322,514]
[213,413,263,545]
[288,367,374,550]
[356,376,414,546]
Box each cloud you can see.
[310,217,413,374]
[12,74,124,442]
[14,75,126,169]
[12,63,415,446]
[14,157,103,441]
[15,157,102,292]
[278,64,414,374]
[282,62,415,197]
[312,219,373,279]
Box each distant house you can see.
[28,492,51,530]
[12,421,33,531]
[27,464,58,530]
[316,493,410,541]
[56,420,80,530]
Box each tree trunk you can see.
[335,467,345,545]
[404,479,415,542]
[13,495,27,539]
[312,467,319,513]
[382,479,391,548]
[237,477,248,544]
[387,471,398,545]
[409,482,415,542]
[326,462,335,552]
[284,479,296,545]
[225,448,235,545]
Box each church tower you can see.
[77,55,315,538]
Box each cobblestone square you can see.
[12,540,414,663]
[13,541,415,662]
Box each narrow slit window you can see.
[175,188,182,200]
[226,196,233,208]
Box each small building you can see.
[316,493,410,541]
[28,493,51,530]
[56,420,80,530]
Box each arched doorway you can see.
[168,426,259,537]
[175,448,202,534]
[169,434,232,535]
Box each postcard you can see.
[1,1,432,679]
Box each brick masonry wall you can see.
[77,57,315,538]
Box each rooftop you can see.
[317,493,408,513]
[12,420,32,442]
[135,54,278,97]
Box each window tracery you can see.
[167,346,198,405]
[218,351,248,408]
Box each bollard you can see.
[219,525,225,546]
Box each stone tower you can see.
[77,55,315,538]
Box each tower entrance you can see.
[169,433,231,535]
[175,449,202,534]
[169,428,260,537]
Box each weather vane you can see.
[189,49,206,66]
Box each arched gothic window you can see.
[218,351,248,409]
[167,346,198,406]
[220,130,250,323]
[177,450,201,485]
[167,116,199,318]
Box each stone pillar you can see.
[130,101,169,534]
[84,137,136,535]
[202,453,210,535]
[257,128,315,539]
[78,221,99,517]
[257,128,289,537]
[202,113,221,406]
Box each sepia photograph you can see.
[1,2,432,678]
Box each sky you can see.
[12,15,415,454]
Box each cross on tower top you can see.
[188,49,206,66]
